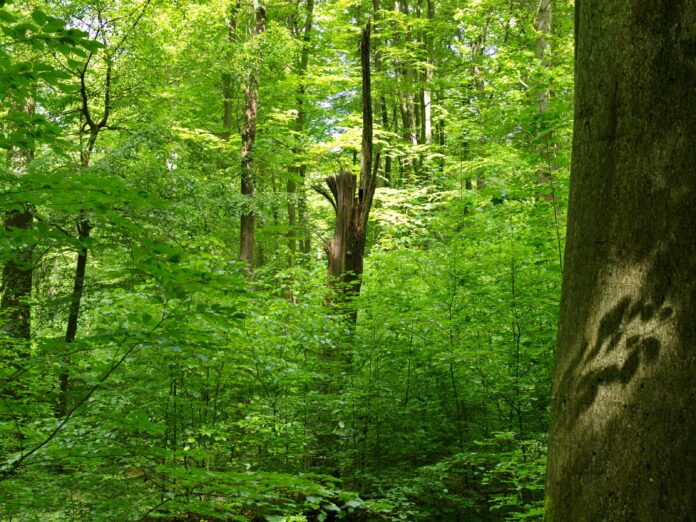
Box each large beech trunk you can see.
[545,2,696,520]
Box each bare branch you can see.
[113,0,152,54]
[79,54,96,131]
[96,61,112,129]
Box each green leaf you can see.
[323,502,340,512]
[81,39,105,52]
[0,9,17,22]
[43,16,65,32]
[30,9,47,25]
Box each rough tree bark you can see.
[545,2,696,520]
[239,0,266,275]
[315,23,376,319]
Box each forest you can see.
[0,0,694,520]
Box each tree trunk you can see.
[1,209,33,346]
[470,16,489,190]
[534,0,551,111]
[57,1,149,418]
[437,92,445,174]
[58,54,116,417]
[317,23,376,319]
[221,74,234,140]
[1,97,35,367]
[58,130,98,418]
[393,0,419,178]
[297,164,311,255]
[422,0,434,146]
[534,0,555,200]
[286,178,297,266]
[222,0,240,139]
[372,0,391,186]
[312,24,376,476]
[545,2,696,520]
[58,213,91,416]
[239,0,267,275]
[422,82,432,145]
[288,0,314,265]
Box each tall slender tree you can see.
[58,48,111,418]
[222,0,241,140]
[534,0,556,202]
[239,0,267,275]
[422,0,434,147]
[58,3,150,417]
[287,0,314,265]
[372,0,391,184]
[545,2,696,519]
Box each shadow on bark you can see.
[548,247,696,519]
[557,250,679,423]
